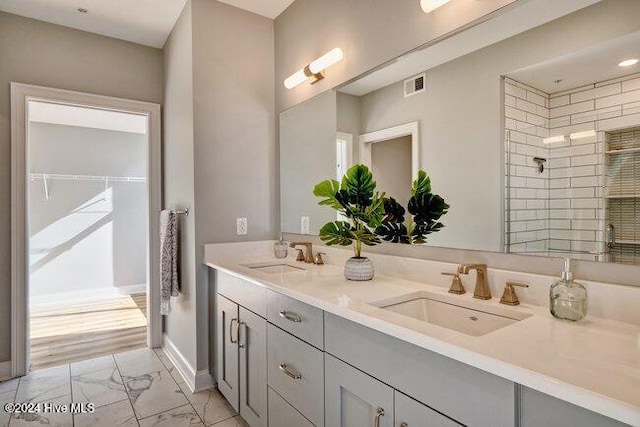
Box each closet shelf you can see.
[29,173,146,182]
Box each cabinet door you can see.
[268,387,314,427]
[216,294,239,411]
[325,354,394,427]
[239,307,268,427]
[395,392,462,427]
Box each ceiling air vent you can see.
[404,73,426,98]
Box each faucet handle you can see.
[294,248,305,262]
[442,272,466,295]
[500,282,529,306]
[314,252,326,265]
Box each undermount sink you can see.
[370,291,531,336]
[242,261,306,274]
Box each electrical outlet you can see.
[237,217,247,235]
[301,216,310,234]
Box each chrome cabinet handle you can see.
[229,318,238,344]
[238,322,246,348]
[374,407,384,427]
[278,310,302,323]
[278,363,302,380]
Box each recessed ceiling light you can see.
[77,7,88,13]
[618,58,638,67]
[420,0,451,14]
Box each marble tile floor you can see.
[0,348,244,427]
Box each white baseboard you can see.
[162,334,213,393]
[0,361,12,381]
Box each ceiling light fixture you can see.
[420,0,451,14]
[618,58,639,67]
[77,7,88,13]
[284,48,344,89]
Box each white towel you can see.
[160,210,179,315]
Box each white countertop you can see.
[204,242,640,426]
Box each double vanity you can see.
[205,241,640,427]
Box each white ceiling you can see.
[0,0,187,48]
[29,101,148,134]
[339,0,602,96]
[0,0,293,48]
[507,31,640,93]
[217,0,295,19]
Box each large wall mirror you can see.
[280,0,640,265]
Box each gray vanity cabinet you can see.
[216,294,240,411]
[395,392,463,427]
[215,272,268,427]
[325,354,394,427]
[519,387,631,427]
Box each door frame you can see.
[10,83,162,377]
[359,121,420,180]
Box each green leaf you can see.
[341,164,376,208]
[313,179,343,210]
[411,170,432,197]
[318,221,354,246]
[351,227,381,246]
[375,222,410,244]
[382,197,406,223]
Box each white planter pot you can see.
[344,257,374,281]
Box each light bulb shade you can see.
[542,135,567,144]
[284,69,308,89]
[420,0,451,13]
[308,48,344,74]
[569,130,596,140]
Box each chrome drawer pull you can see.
[229,318,238,344]
[374,407,385,427]
[278,363,302,380]
[278,310,303,323]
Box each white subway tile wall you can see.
[505,72,640,258]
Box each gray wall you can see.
[274,0,517,112]
[162,1,198,370]
[162,0,276,372]
[0,11,163,363]
[280,90,337,234]
[28,123,147,300]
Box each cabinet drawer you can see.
[267,290,324,349]
[268,387,314,427]
[216,270,266,317]
[325,313,515,427]
[395,391,462,427]
[267,324,324,426]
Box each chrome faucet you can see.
[458,263,491,300]
[289,242,314,263]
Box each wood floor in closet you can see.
[29,293,147,370]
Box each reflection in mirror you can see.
[504,29,640,265]
[280,0,640,264]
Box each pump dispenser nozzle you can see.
[561,257,573,281]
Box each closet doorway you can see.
[11,84,161,375]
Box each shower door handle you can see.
[606,224,616,249]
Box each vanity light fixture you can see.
[543,130,596,144]
[569,130,596,140]
[284,48,344,89]
[542,135,567,144]
[420,0,451,13]
[618,58,639,67]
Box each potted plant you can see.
[313,165,449,281]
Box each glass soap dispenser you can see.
[273,237,288,259]
[550,258,587,321]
